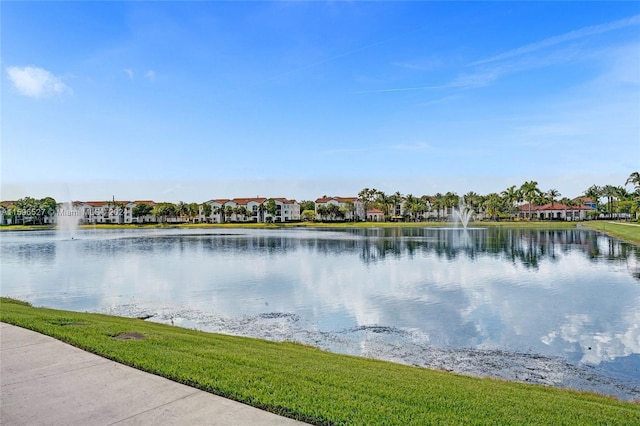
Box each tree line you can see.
[306,172,639,222]
[3,172,639,225]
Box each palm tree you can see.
[483,193,503,221]
[626,171,640,192]
[201,203,212,223]
[358,188,377,217]
[613,186,631,219]
[463,191,481,211]
[316,205,327,221]
[433,193,444,220]
[614,186,630,201]
[546,189,560,209]
[584,185,602,218]
[535,192,550,219]
[389,191,403,218]
[238,206,248,222]
[224,206,234,223]
[520,181,541,220]
[419,195,432,220]
[374,190,390,218]
[326,203,340,220]
[443,192,459,220]
[500,185,521,220]
[177,201,188,222]
[601,185,617,219]
[403,194,418,221]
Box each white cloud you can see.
[124,68,134,80]
[144,69,156,81]
[6,66,71,98]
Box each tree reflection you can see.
[302,228,640,279]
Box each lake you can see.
[1,226,639,400]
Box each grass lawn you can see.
[584,221,640,245]
[1,298,638,425]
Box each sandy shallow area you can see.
[103,304,640,402]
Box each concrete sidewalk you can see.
[1,323,306,425]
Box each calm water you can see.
[1,227,639,400]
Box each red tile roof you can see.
[572,196,595,204]
[82,201,110,207]
[273,198,296,204]
[519,203,594,211]
[315,196,358,203]
[231,197,267,205]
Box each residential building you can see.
[518,203,594,221]
[572,196,597,209]
[200,197,300,223]
[314,196,364,221]
[366,208,385,222]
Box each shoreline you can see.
[2,298,638,425]
[105,303,640,403]
[2,220,638,245]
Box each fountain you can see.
[56,201,81,240]
[453,198,474,229]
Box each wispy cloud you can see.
[6,66,71,98]
[360,14,640,95]
[471,14,640,66]
[392,58,443,71]
[124,68,134,80]
[144,69,156,81]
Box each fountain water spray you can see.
[453,198,474,229]
[57,201,81,240]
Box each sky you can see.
[2,1,639,203]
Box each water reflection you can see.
[1,227,639,400]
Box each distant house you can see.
[366,208,385,222]
[572,196,597,209]
[518,203,594,221]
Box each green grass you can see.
[0,224,55,231]
[1,221,581,231]
[1,298,638,425]
[584,221,640,245]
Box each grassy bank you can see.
[584,221,640,245]
[1,299,637,425]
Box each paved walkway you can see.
[1,323,306,425]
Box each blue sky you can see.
[2,1,639,202]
